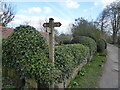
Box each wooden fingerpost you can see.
[49,18,55,66]
[43,18,62,89]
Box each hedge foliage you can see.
[55,44,90,82]
[62,39,71,44]
[71,36,97,55]
[2,25,90,85]
[2,25,59,85]
[97,39,106,52]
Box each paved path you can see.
[0,72,1,89]
[99,44,119,88]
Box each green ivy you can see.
[55,44,90,82]
[2,25,91,86]
[2,25,59,85]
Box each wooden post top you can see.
[49,18,54,20]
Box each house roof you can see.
[0,26,14,38]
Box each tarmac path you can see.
[99,44,119,88]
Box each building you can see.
[0,26,14,38]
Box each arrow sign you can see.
[43,22,62,27]
[43,23,49,27]
[54,22,62,27]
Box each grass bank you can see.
[67,50,107,88]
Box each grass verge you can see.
[67,50,107,88]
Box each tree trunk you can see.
[112,31,117,44]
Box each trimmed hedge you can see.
[62,39,71,44]
[71,36,97,55]
[2,25,91,86]
[97,39,106,52]
[2,25,59,85]
[55,44,90,83]
[102,39,107,49]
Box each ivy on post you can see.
[43,18,62,88]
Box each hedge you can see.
[71,36,97,55]
[62,39,71,44]
[97,39,106,52]
[102,39,107,49]
[2,25,59,85]
[55,44,90,83]
[2,25,90,86]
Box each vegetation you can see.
[97,39,107,52]
[2,25,58,85]
[68,50,107,88]
[71,18,102,41]
[0,2,15,26]
[97,1,120,44]
[55,44,90,83]
[55,33,72,45]
[2,25,90,87]
[62,39,71,44]
[71,36,97,55]
[3,0,119,88]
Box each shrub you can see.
[62,39,71,44]
[97,39,106,52]
[2,25,59,85]
[71,36,97,55]
[102,39,107,49]
[2,25,91,86]
[55,44,90,82]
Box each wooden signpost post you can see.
[43,18,61,88]
[43,18,61,65]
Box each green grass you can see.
[97,49,107,56]
[67,50,107,88]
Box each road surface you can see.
[99,44,119,88]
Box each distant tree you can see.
[39,18,48,32]
[71,17,102,41]
[108,1,120,44]
[97,8,109,33]
[55,33,72,44]
[0,2,15,27]
[98,1,120,44]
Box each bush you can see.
[62,39,71,44]
[97,39,106,52]
[118,36,120,45]
[72,18,102,41]
[102,39,107,49]
[2,25,59,85]
[55,44,90,82]
[2,25,91,86]
[71,36,97,55]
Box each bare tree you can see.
[22,20,31,26]
[97,8,109,33]
[107,1,120,44]
[98,1,120,44]
[39,18,48,32]
[0,2,15,27]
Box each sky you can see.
[3,0,116,34]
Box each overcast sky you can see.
[5,0,116,34]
